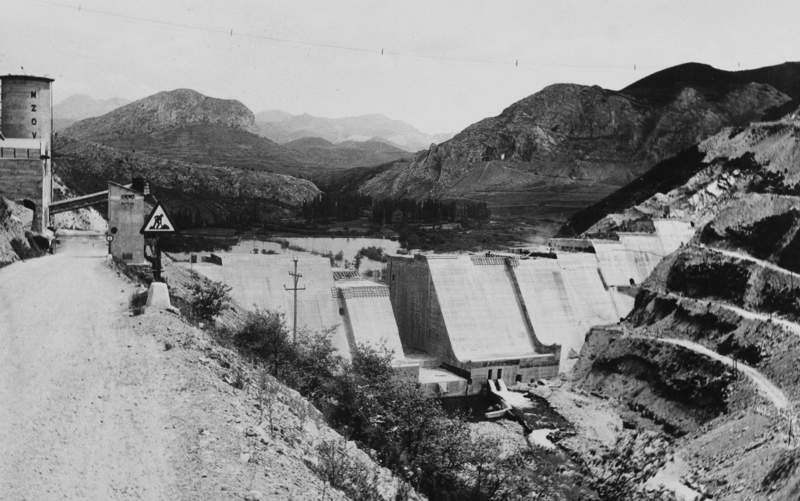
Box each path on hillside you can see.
[663,287,800,337]
[699,244,800,281]
[636,336,790,410]
[0,235,178,499]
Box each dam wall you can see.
[387,254,561,389]
[426,255,540,362]
[512,258,584,369]
[334,279,406,358]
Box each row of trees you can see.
[370,198,490,225]
[300,192,490,225]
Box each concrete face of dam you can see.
[333,278,406,359]
[513,258,585,369]
[387,219,694,377]
[387,254,561,390]
[426,255,540,362]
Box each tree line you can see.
[300,192,490,225]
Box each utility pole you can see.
[284,258,305,344]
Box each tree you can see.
[188,274,232,321]
[235,311,293,377]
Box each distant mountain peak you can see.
[63,88,255,141]
[254,110,452,152]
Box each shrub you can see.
[235,310,294,376]
[666,255,751,303]
[188,274,232,321]
[357,246,386,262]
[316,439,384,501]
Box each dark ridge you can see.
[622,61,800,106]
[761,98,800,122]
[312,159,402,192]
[557,146,706,236]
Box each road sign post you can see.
[140,202,177,283]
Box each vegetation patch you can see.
[226,310,597,500]
[701,210,799,259]
[187,273,232,322]
[757,281,800,320]
[666,254,751,303]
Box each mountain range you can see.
[53,61,800,237]
[254,111,451,152]
[60,90,411,178]
[358,62,800,232]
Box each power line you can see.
[30,0,655,72]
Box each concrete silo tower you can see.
[0,75,54,232]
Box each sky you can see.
[1,0,799,133]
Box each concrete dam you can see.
[182,219,694,396]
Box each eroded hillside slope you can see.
[568,122,800,497]
[570,107,800,236]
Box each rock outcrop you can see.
[0,197,40,266]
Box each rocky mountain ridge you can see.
[63,89,255,141]
[571,106,800,235]
[359,62,800,233]
[62,89,416,181]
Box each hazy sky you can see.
[2,0,798,133]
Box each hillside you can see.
[568,106,800,235]
[255,111,451,152]
[284,137,410,170]
[69,122,320,178]
[53,136,320,228]
[64,89,255,140]
[558,107,800,499]
[359,62,800,234]
[61,90,416,182]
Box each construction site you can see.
[0,73,697,402]
[172,218,694,398]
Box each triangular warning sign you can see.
[140,203,177,234]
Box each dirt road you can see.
[641,336,790,410]
[0,235,179,499]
